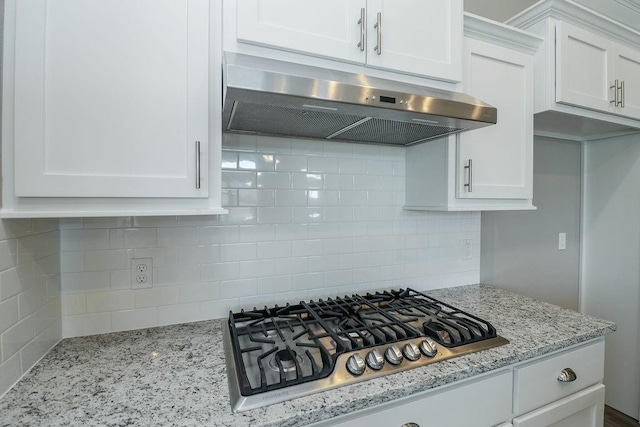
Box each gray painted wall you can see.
[464,0,538,22]
[481,137,582,310]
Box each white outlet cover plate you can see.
[131,257,153,289]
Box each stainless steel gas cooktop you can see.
[222,288,509,413]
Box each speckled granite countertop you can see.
[0,285,616,427]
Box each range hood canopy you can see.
[222,53,497,146]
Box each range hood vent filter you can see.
[332,118,465,146]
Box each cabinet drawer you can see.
[514,340,604,414]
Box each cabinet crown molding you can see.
[464,13,543,54]
[507,0,640,49]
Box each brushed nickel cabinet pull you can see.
[557,368,577,382]
[195,140,201,189]
[610,79,619,106]
[373,12,382,55]
[357,8,365,51]
[621,80,625,108]
[464,159,473,193]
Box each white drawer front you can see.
[514,341,604,414]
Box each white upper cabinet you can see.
[3,0,225,217]
[404,15,540,211]
[508,0,640,141]
[233,0,462,82]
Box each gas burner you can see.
[268,349,303,373]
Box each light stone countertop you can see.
[0,284,616,426]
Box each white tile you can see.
[0,297,19,334]
[221,151,238,169]
[275,224,307,240]
[292,240,323,257]
[219,243,256,262]
[291,139,323,156]
[157,302,204,326]
[62,271,110,292]
[111,307,157,332]
[239,152,276,171]
[132,217,178,228]
[238,294,279,311]
[324,174,353,190]
[275,190,307,206]
[201,262,240,282]
[353,236,381,252]
[308,223,341,239]
[62,312,111,338]
[0,264,34,301]
[367,191,394,206]
[339,253,368,269]
[0,353,22,396]
[222,170,256,188]
[1,316,34,361]
[157,227,199,247]
[275,155,307,172]
[84,249,131,272]
[59,218,83,230]
[134,287,179,308]
[367,159,394,176]
[307,190,339,206]
[221,189,239,207]
[220,279,257,298]
[257,172,291,189]
[200,226,239,244]
[20,323,59,371]
[133,247,180,267]
[86,290,134,313]
[177,216,220,227]
[292,272,323,290]
[323,270,353,287]
[324,141,353,157]
[219,207,257,225]
[324,207,354,222]
[238,189,275,207]
[110,270,131,290]
[222,133,257,151]
[255,135,292,154]
[34,298,61,335]
[292,173,323,189]
[352,143,380,159]
[323,238,353,255]
[339,158,367,174]
[109,228,157,249]
[238,225,276,243]
[339,220,367,238]
[257,241,292,259]
[199,298,240,319]
[0,240,17,272]
[61,293,86,316]
[276,258,308,275]
[156,266,200,286]
[61,229,109,251]
[308,255,341,272]
[179,282,220,303]
[308,157,339,173]
[238,259,276,278]
[83,217,132,229]
[257,276,292,294]
[18,285,47,320]
[292,207,323,223]
[60,252,84,273]
[257,207,292,224]
[179,246,220,265]
[354,175,381,191]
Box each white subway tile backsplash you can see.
[61,229,109,251]
[238,259,276,279]
[292,173,323,189]
[157,302,203,326]
[62,293,86,316]
[292,240,323,257]
[158,227,199,247]
[111,307,157,332]
[18,286,46,320]
[257,172,291,189]
[61,251,84,273]
[324,174,353,190]
[257,241,292,259]
[201,262,240,282]
[221,151,238,169]
[275,190,307,207]
[308,157,339,173]
[239,153,275,171]
[179,246,220,265]
[86,290,134,313]
[292,207,324,223]
[257,276,292,295]
[307,190,339,206]
[134,287,179,308]
[339,158,367,175]
[275,155,307,172]
[222,132,257,152]
[109,270,131,290]
[292,272,323,290]
[63,271,110,292]
[156,266,201,286]
[220,279,257,298]
[238,189,275,207]
[0,298,19,334]
[275,224,308,241]
[2,317,34,361]
[222,171,256,189]
[276,257,308,275]
[84,249,131,272]
[258,207,292,224]
[109,228,157,249]
[220,243,257,262]
[0,264,34,301]
[255,135,292,154]
[179,282,220,303]
[132,216,178,228]
[0,240,17,272]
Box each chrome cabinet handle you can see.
[610,79,619,106]
[621,80,625,108]
[401,423,420,427]
[357,8,365,51]
[373,12,381,55]
[557,368,577,382]
[464,159,473,193]
[195,140,201,189]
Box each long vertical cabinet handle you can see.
[610,79,619,106]
[195,140,201,189]
[357,8,365,51]
[464,159,473,193]
[621,80,625,108]
[373,12,382,55]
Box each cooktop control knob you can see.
[402,342,421,361]
[366,349,385,370]
[346,353,366,376]
[385,345,403,365]
[419,338,438,357]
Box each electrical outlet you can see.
[132,258,153,289]
[558,232,567,251]
[463,239,473,259]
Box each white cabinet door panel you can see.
[236,0,367,64]
[365,0,462,81]
[555,21,614,113]
[614,44,640,120]
[14,0,209,198]
[458,39,532,200]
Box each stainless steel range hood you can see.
[222,53,497,146]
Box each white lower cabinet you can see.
[310,339,606,427]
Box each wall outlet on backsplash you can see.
[131,258,153,289]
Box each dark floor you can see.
[605,405,639,426]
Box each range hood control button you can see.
[366,349,385,370]
[346,353,366,376]
[403,342,421,361]
[385,345,403,365]
[419,338,438,357]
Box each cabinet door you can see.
[555,22,615,113]
[365,0,462,82]
[457,39,533,200]
[236,0,367,64]
[513,384,604,427]
[613,44,640,120]
[13,0,209,198]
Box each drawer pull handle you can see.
[401,423,420,427]
[557,368,577,382]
